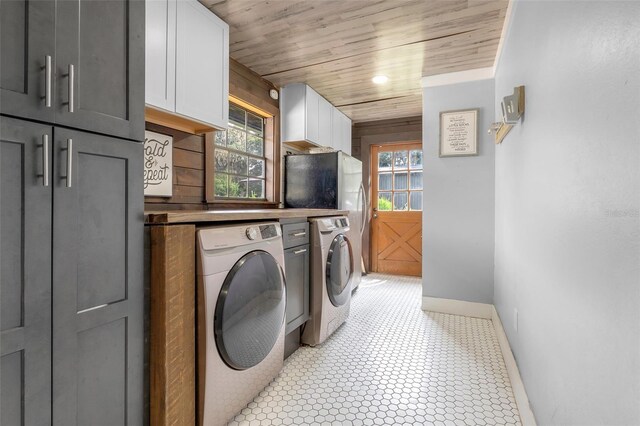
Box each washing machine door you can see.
[326,234,353,307]
[215,250,285,370]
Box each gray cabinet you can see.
[0,119,144,425]
[0,0,56,123]
[1,117,53,426]
[282,222,310,334]
[55,0,145,141]
[52,128,144,425]
[0,0,144,141]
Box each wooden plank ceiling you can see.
[202,0,508,123]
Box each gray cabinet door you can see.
[52,127,144,425]
[284,244,310,334]
[0,117,52,425]
[0,0,56,123]
[55,0,145,142]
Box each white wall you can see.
[494,1,640,424]
[422,79,495,303]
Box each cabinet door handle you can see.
[292,232,306,237]
[293,248,307,255]
[42,134,49,187]
[63,138,73,188]
[42,55,52,107]
[64,64,75,113]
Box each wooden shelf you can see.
[145,208,348,224]
[283,140,320,151]
[145,106,222,135]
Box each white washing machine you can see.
[197,222,286,426]
[301,216,353,346]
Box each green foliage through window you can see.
[378,197,392,211]
[214,104,267,199]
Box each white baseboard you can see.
[422,297,537,426]
[422,296,493,319]
[491,306,537,426]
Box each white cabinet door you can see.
[176,0,228,129]
[145,0,176,111]
[280,84,306,143]
[342,113,352,155]
[331,108,342,151]
[318,97,333,147]
[305,86,320,144]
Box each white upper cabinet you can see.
[341,112,352,155]
[330,107,351,155]
[331,107,342,150]
[146,0,229,130]
[176,0,228,129]
[146,0,176,112]
[281,83,352,153]
[318,97,333,147]
[305,86,320,143]
[281,83,318,145]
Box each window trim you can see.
[205,99,280,206]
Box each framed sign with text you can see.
[439,109,479,157]
[144,130,173,197]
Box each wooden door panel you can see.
[0,117,53,425]
[370,143,423,277]
[52,127,144,425]
[373,214,422,276]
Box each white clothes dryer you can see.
[197,222,286,426]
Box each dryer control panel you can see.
[199,222,282,250]
[316,216,350,233]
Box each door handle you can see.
[293,248,307,255]
[292,232,306,237]
[41,134,49,187]
[373,213,378,219]
[62,138,73,188]
[359,182,367,235]
[42,55,52,107]
[64,64,74,113]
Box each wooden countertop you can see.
[144,208,349,224]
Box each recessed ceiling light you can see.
[372,75,389,85]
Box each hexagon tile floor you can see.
[228,273,521,426]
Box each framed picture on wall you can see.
[439,109,479,157]
[144,130,173,197]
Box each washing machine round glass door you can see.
[215,250,285,370]
[326,234,353,307]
